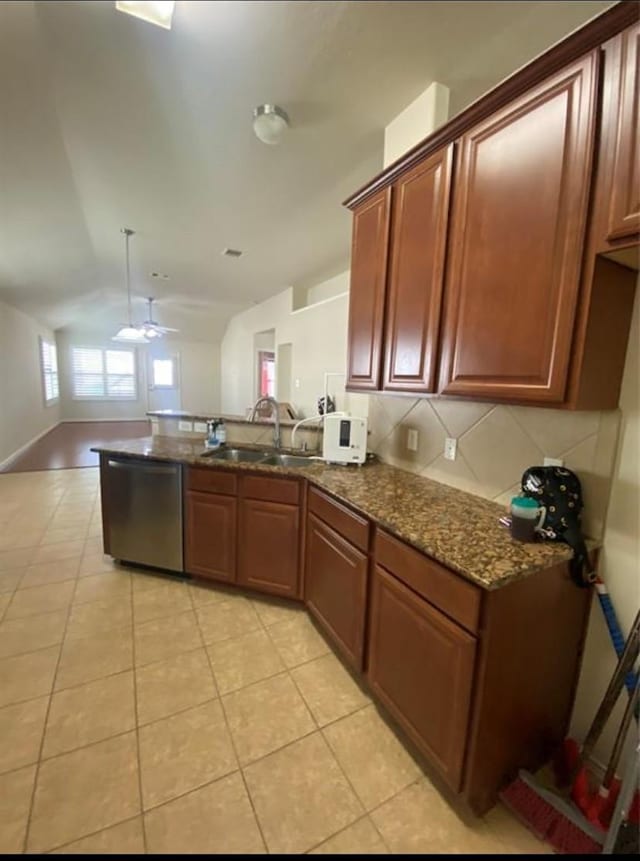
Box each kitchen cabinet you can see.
[305,513,368,671]
[184,467,238,583]
[345,187,391,390]
[383,145,453,393]
[369,527,591,813]
[439,54,597,403]
[184,490,237,583]
[342,4,638,410]
[601,22,640,245]
[368,564,476,790]
[238,475,302,599]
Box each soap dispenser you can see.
[205,420,219,449]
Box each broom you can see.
[501,768,604,853]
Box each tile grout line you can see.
[193,587,271,855]
[129,570,149,855]
[21,575,76,855]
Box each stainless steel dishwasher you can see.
[104,457,183,572]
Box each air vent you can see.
[222,248,243,258]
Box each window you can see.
[151,358,176,388]
[257,350,275,399]
[71,347,137,400]
[40,338,59,404]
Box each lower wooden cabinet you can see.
[184,490,237,583]
[305,513,368,670]
[238,498,300,598]
[367,564,477,791]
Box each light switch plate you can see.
[444,438,457,461]
[406,428,419,451]
[543,456,564,467]
[178,421,193,432]
[193,422,207,434]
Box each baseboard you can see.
[0,422,61,471]
[60,418,150,423]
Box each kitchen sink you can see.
[259,453,313,468]
[200,448,269,463]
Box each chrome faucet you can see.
[250,396,281,450]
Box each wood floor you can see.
[1,421,151,473]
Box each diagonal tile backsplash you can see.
[367,395,621,540]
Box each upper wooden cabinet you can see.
[602,23,640,244]
[439,54,598,403]
[343,4,638,410]
[345,187,392,390]
[383,146,453,393]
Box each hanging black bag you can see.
[520,465,595,587]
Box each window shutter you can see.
[41,339,59,403]
[71,347,137,400]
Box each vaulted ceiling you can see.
[0,0,613,340]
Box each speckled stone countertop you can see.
[93,436,579,591]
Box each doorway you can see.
[147,352,181,412]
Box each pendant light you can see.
[113,228,149,343]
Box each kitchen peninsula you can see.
[94,435,592,814]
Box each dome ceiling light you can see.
[253,105,289,145]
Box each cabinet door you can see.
[605,24,640,242]
[368,566,476,791]
[439,53,598,403]
[383,145,453,392]
[305,513,368,671]
[346,187,392,391]
[184,490,237,583]
[238,499,300,598]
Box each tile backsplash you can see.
[367,395,621,540]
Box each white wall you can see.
[383,81,450,167]
[570,290,639,766]
[56,329,221,420]
[221,273,364,419]
[0,299,61,463]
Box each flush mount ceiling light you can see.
[113,229,149,344]
[253,105,289,145]
[115,1,175,30]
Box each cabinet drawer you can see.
[187,467,238,496]
[308,487,370,552]
[242,474,300,505]
[375,530,481,634]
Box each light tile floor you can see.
[0,467,552,854]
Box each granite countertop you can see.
[147,410,318,430]
[93,436,579,591]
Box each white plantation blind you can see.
[40,338,59,403]
[72,347,137,400]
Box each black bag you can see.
[520,465,594,587]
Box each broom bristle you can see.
[547,812,602,855]
[500,776,561,841]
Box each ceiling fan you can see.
[112,228,179,342]
[138,297,179,340]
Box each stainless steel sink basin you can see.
[201,448,268,463]
[259,453,313,468]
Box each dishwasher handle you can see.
[107,459,180,476]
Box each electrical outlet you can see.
[406,428,419,451]
[444,437,457,461]
[193,422,207,434]
[178,421,193,432]
[295,378,300,389]
[543,456,564,467]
